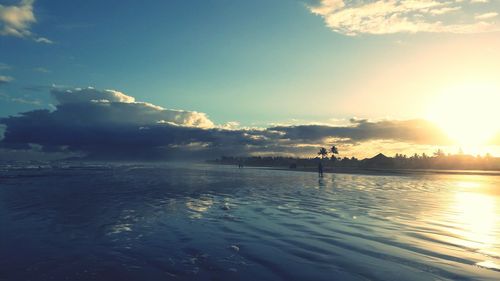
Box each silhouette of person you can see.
[318,161,324,177]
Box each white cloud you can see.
[219,121,241,130]
[0,75,14,84]
[51,87,215,129]
[430,6,461,15]
[309,0,345,15]
[308,0,500,35]
[52,87,136,104]
[0,0,35,37]
[34,37,53,44]
[475,12,498,20]
[0,0,51,43]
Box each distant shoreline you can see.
[217,164,500,177]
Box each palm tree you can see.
[433,149,445,158]
[330,145,339,160]
[318,147,328,159]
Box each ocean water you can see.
[1,163,499,281]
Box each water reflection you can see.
[318,177,325,188]
[447,179,500,270]
[186,196,214,219]
[452,192,497,248]
[456,181,481,189]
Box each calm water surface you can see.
[1,163,499,281]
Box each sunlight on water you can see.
[452,192,497,249]
[186,196,214,219]
[446,178,500,271]
[456,181,481,189]
[477,260,500,271]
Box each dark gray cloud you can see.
[0,87,453,160]
[269,118,452,145]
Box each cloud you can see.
[0,86,456,160]
[34,36,53,44]
[33,67,50,73]
[0,75,14,84]
[430,6,461,15]
[475,12,498,20]
[308,0,500,35]
[0,0,51,43]
[49,87,215,128]
[52,87,136,104]
[268,118,451,145]
[0,0,35,37]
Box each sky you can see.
[1,0,499,160]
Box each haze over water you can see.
[1,163,499,281]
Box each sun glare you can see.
[451,191,497,250]
[427,82,500,150]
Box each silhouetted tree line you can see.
[210,148,500,171]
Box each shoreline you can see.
[220,164,500,177]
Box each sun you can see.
[427,82,500,149]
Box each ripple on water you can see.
[1,163,500,281]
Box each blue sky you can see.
[0,0,372,124]
[1,0,500,158]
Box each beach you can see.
[1,162,499,280]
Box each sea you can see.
[1,162,499,281]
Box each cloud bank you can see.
[308,0,500,35]
[269,118,450,145]
[0,87,456,160]
[0,0,52,43]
